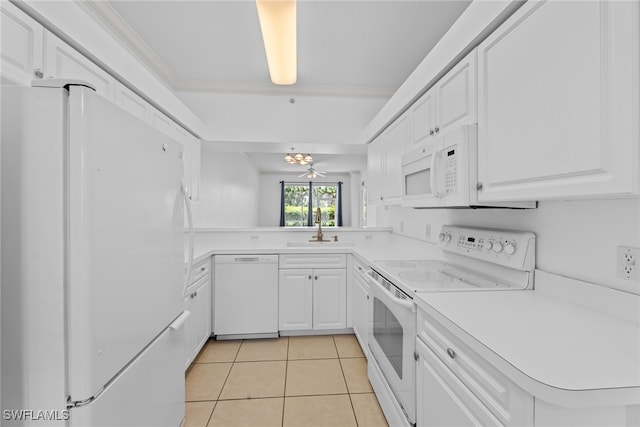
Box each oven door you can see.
[401,140,443,208]
[368,275,416,424]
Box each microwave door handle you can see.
[430,151,441,198]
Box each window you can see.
[280,181,343,227]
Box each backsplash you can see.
[370,198,640,294]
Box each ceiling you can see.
[83,0,472,172]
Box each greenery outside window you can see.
[280,181,343,227]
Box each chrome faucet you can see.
[310,207,327,242]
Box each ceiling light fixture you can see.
[298,163,326,179]
[256,0,297,85]
[284,147,312,165]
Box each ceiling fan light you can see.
[303,154,313,163]
[256,0,297,85]
[294,153,303,161]
[284,153,295,163]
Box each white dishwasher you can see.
[214,254,279,339]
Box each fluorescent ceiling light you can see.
[256,0,297,85]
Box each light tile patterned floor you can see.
[185,334,388,427]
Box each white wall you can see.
[258,173,352,227]
[192,146,260,228]
[370,198,640,294]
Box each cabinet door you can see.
[184,276,211,370]
[351,275,369,353]
[411,88,437,146]
[477,0,639,201]
[114,82,150,123]
[313,269,347,330]
[367,135,384,205]
[436,49,477,134]
[149,106,174,137]
[381,113,408,204]
[416,339,503,427]
[43,32,115,99]
[1,2,44,85]
[279,269,313,331]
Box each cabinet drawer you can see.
[417,309,533,426]
[352,256,371,283]
[279,253,346,269]
[189,258,211,285]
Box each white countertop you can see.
[187,231,442,266]
[186,230,640,408]
[415,270,640,407]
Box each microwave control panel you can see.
[438,225,536,271]
[443,148,458,195]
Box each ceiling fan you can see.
[298,163,326,179]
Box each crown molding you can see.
[77,0,179,88]
[77,1,396,100]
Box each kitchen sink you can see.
[286,241,355,247]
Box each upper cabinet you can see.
[114,82,152,123]
[1,4,203,203]
[477,0,639,201]
[0,2,44,85]
[410,50,477,148]
[44,32,116,99]
[367,112,409,206]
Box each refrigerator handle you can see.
[169,311,191,331]
[182,179,195,297]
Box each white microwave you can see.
[401,125,535,208]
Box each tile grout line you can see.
[282,336,289,427]
[334,335,362,426]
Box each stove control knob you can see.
[438,232,445,242]
[484,241,493,251]
[504,243,516,255]
[443,233,452,243]
[492,242,503,253]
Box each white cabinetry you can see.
[184,258,212,369]
[43,32,116,99]
[410,49,477,147]
[0,2,44,85]
[114,82,151,123]
[367,112,408,206]
[416,309,533,426]
[313,268,348,329]
[416,339,503,426]
[279,269,314,330]
[279,254,347,332]
[351,256,370,356]
[477,0,639,201]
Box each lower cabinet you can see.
[278,254,347,332]
[416,339,503,426]
[416,308,534,426]
[351,257,370,354]
[184,259,212,370]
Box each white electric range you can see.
[367,225,536,427]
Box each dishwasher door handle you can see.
[234,257,260,262]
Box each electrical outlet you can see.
[425,224,431,239]
[617,246,639,281]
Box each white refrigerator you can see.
[1,82,188,426]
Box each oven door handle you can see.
[371,278,416,312]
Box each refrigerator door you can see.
[69,323,185,427]
[66,86,184,400]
